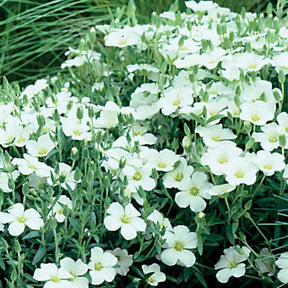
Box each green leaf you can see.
[205,114,225,125]
[22,231,40,240]
[195,271,208,288]
[226,225,235,245]
[189,113,204,125]
[32,246,47,265]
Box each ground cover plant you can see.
[1,0,288,287]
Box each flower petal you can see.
[104,215,122,231]
[8,222,25,236]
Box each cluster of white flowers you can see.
[33,248,133,287]
[2,0,288,286]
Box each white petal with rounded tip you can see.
[8,222,25,236]
[104,215,122,231]
[130,217,146,232]
[189,196,207,212]
[33,264,58,281]
[107,202,124,216]
[161,248,179,266]
[8,203,24,217]
[278,268,288,283]
[102,267,116,282]
[121,224,137,240]
[175,192,190,208]
[25,217,44,230]
[101,252,117,267]
[24,208,41,219]
[230,264,246,278]
[179,250,196,267]
[90,270,105,285]
[0,212,15,224]
[125,203,140,217]
[90,247,103,261]
[216,268,232,283]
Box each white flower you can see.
[104,202,146,240]
[61,117,92,141]
[48,163,78,190]
[252,150,285,176]
[21,79,48,99]
[175,171,212,212]
[94,101,121,129]
[240,101,275,126]
[0,171,20,193]
[252,123,280,151]
[215,246,250,283]
[162,158,194,189]
[60,258,88,288]
[142,263,166,286]
[185,1,218,13]
[150,149,179,172]
[207,184,236,196]
[157,86,193,115]
[49,195,73,223]
[26,133,56,157]
[33,263,73,288]
[196,124,236,147]
[277,112,288,134]
[272,52,288,74]
[12,153,52,177]
[223,157,258,186]
[161,225,197,267]
[276,252,288,284]
[108,248,133,276]
[147,209,172,233]
[0,203,43,236]
[201,141,242,175]
[88,247,117,285]
[255,248,275,277]
[122,164,156,193]
[234,53,270,72]
[105,27,139,47]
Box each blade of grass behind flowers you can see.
[0,0,131,84]
[215,0,274,12]
[0,0,276,85]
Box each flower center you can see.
[190,186,200,196]
[120,214,131,224]
[174,241,185,251]
[173,99,181,106]
[17,216,27,223]
[211,135,221,141]
[94,262,103,271]
[234,171,244,178]
[251,115,260,122]
[38,148,47,155]
[50,275,60,282]
[218,156,228,164]
[28,164,37,170]
[174,172,184,182]
[17,137,26,143]
[268,136,278,143]
[229,260,238,269]
[133,172,142,181]
[147,276,155,284]
[58,208,64,214]
[73,129,81,136]
[263,164,272,170]
[119,40,127,46]
[157,162,167,169]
